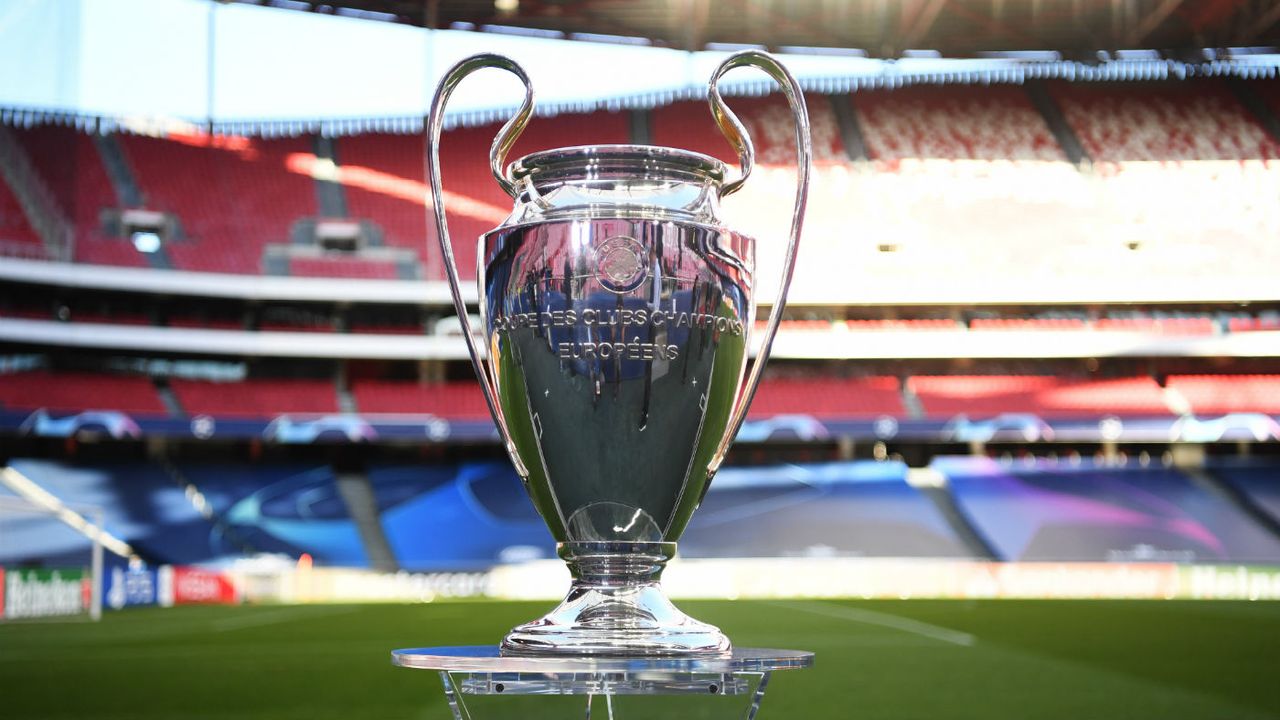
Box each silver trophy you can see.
[428,51,810,656]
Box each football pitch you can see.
[2,599,1278,720]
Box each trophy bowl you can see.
[428,52,810,656]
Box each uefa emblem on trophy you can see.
[428,50,811,656]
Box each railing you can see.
[0,125,74,262]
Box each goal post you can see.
[0,494,106,622]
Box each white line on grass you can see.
[212,605,360,632]
[769,600,977,647]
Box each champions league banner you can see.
[103,563,239,610]
[170,566,238,605]
[105,563,162,610]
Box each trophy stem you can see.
[500,542,732,657]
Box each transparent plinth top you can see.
[392,646,814,674]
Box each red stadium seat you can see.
[0,173,42,257]
[15,126,146,267]
[69,310,152,326]
[165,316,245,331]
[351,379,490,417]
[122,132,316,275]
[747,376,904,418]
[1165,375,1280,415]
[970,318,1087,331]
[1228,317,1280,333]
[1093,317,1215,335]
[347,321,425,335]
[909,375,1172,417]
[330,112,631,282]
[845,319,959,331]
[338,133,431,268]
[1053,80,1280,163]
[171,378,338,418]
[855,86,1065,163]
[651,93,847,168]
[0,370,164,415]
[352,376,905,419]
[288,255,400,280]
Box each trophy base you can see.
[501,541,731,657]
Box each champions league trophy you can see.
[393,48,812,719]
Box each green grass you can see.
[2,599,1278,719]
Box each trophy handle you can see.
[427,53,534,477]
[705,50,812,476]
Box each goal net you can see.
[0,492,105,622]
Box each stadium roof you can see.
[255,0,1280,56]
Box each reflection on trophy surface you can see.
[429,51,810,656]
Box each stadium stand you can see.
[970,318,1087,331]
[347,320,425,335]
[0,369,164,415]
[69,310,153,326]
[288,255,401,280]
[680,460,976,558]
[257,320,336,333]
[0,171,40,254]
[166,315,246,330]
[1212,461,1280,526]
[1051,81,1280,280]
[1093,316,1217,334]
[855,86,1065,163]
[5,457,985,569]
[0,306,52,320]
[166,461,552,569]
[747,376,905,417]
[909,375,1172,417]
[378,462,551,569]
[176,463,367,565]
[960,315,1218,334]
[15,126,147,267]
[170,377,338,418]
[843,319,958,331]
[337,132,429,260]
[652,93,848,165]
[1165,375,1280,415]
[5,459,223,565]
[297,110,632,281]
[7,81,1278,288]
[939,456,1280,563]
[1227,316,1280,332]
[9,453,1280,570]
[1052,80,1280,163]
[12,370,1280,421]
[351,379,489,417]
[121,132,316,274]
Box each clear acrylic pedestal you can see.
[392,646,813,720]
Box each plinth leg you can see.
[440,671,472,720]
[434,669,774,720]
[746,672,772,720]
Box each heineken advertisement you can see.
[630,560,1280,601]
[1179,564,1280,601]
[2,568,89,620]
